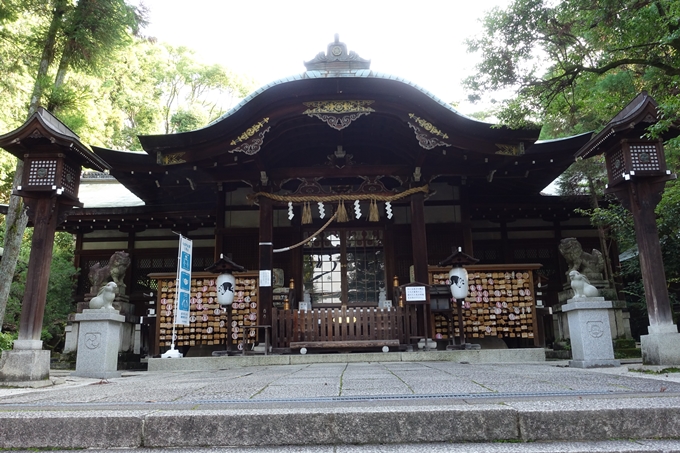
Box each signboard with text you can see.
[175,235,192,326]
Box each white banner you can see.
[174,235,192,326]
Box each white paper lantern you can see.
[448,267,469,300]
[216,272,236,306]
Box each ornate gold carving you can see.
[408,123,451,150]
[303,100,374,115]
[229,127,271,155]
[230,118,269,146]
[408,114,448,139]
[314,113,368,131]
[304,101,375,131]
[161,152,186,165]
[495,143,525,156]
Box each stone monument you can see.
[562,271,620,368]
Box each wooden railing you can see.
[272,306,418,348]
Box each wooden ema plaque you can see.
[151,271,259,351]
[428,264,541,343]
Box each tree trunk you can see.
[0,0,66,331]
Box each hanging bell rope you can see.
[301,202,313,224]
[369,199,379,222]
[336,200,348,222]
[273,211,338,253]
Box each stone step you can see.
[2,396,680,449]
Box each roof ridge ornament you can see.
[304,34,371,72]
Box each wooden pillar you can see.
[612,179,674,329]
[459,184,474,255]
[501,220,512,263]
[384,223,395,301]
[125,230,135,295]
[16,198,63,346]
[73,232,83,275]
[290,224,303,303]
[214,186,226,262]
[410,191,429,283]
[259,197,273,327]
[410,190,429,338]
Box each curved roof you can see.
[0,108,109,172]
[92,38,590,205]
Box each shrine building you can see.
[55,37,601,356]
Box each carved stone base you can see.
[554,295,631,341]
[641,325,680,366]
[0,349,50,382]
[562,298,620,368]
[73,309,125,379]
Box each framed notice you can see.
[405,285,427,302]
[259,270,272,287]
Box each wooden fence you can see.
[271,306,418,349]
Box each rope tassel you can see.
[336,200,348,222]
[302,202,312,224]
[369,199,380,222]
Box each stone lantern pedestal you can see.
[640,324,680,365]
[73,309,125,379]
[563,298,620,368]
[0,349,50,382]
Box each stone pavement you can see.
[2,359,680,450]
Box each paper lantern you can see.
[448,267,469,300]
[216,272,236,306]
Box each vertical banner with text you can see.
[175,235,192,326]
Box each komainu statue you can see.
[88,251,131,295]
[558,238,604,281]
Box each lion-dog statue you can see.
[88,251,131,295]
[558,238,604,280]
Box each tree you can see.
[0,0,146,330]
[467,0,680,338]
[465,0,680,137]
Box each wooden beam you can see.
[259,197,274,329]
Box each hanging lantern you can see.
[439,247,479,302]
[205,254,246,307]
[448,267,468,300]
[216,272,236,306]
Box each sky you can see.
[140,0,512,114]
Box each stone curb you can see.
[2,400,680,449]
[147,349,546,371]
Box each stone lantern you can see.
[0,108,109,382]
[575,92,680,365]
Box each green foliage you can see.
[466,0,680,136]
[631,366,680,374]
[556,156,608,200]
[0,331,15,351]
[58,0,145,75]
